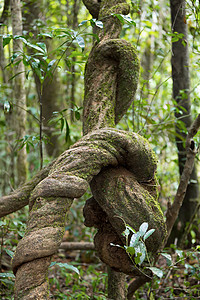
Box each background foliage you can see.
[0,0,200,299]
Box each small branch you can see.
[0,160,55,217]
[127,276,151,300]
[163,113,200,247]
[59,242,95,251]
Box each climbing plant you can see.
[0,0,200,299]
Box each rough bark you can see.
[12,127,166,298]
[11,0,27,185]
[0,160,54,217]
[168,0,199,246]
[3,0,167,298]
[82,1,165,298]
[107,267,127,300]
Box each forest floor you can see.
[0,240,199,299]
[47,244,200,300]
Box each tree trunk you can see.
[107,267,127,300]
[11,0,27,185]
[23,0,61,158]
[66,0,81,123]
[168,0,199,246]
[1,1,167,299]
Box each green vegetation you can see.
[0,0,200,299]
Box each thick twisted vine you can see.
[8,0,167,299]
[12,129,166,298]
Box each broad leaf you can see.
[76,36,85,51]
[36,42,47,53]
[126,246,135,256]
[4,249,14,258]
[161,253,172,266]
[143,229,155,241]
[147,267,163,278]
[139,222,148,237]
[175,249,184,258]
[95,20,103,28]
[47,59,57,72]
[134,252,142,264]
[79,20,88,26]
[3,36,12,47]
[26,42,46,53]
[50,262,79,275]
[129,232,141,247]
[126,224,136,234]
[134,241,146,265]
[75,110,80,120]
[0,272,15,278]
[122,227,130,238]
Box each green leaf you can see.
[147,267,163,278]
[3,101,11,112]
[0,272,15,278]
[114,14,136,26]
[4,249,14,258]
[65,119,70,142]
[90,19,96,27]
[126,246,135,256]
[143,229,155,241]
[38,33,53,38]
[47,59,57,72]
[139,222,148,237]
[161,253,172,265]
[129,232,141,247]
[50,262,80,275]
[60,118,64,132]
[143,20,152,28]
[0,220,6,226]
[3,36,12,47]
[76,36,85,51]
[11,52,21,63]
[26,42,45,53]
[36,42,47,53]
[120,14,136,26]
[114,14,125,24]
[134,241,146,265]
[75,110,80,120]
[25,70,31,79]
[134,252,142,264]
[79,20,88,26]
[95,20,103,28]
[126,224,136,234]
[122,227,130,238]
[14,35,27,44]
[175,249,184,258]
[31,59,40,70]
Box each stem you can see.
[0,224,4,268]
[39,90,43,170]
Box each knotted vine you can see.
[11,0,167,299]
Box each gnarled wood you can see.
[8,0,167,298]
